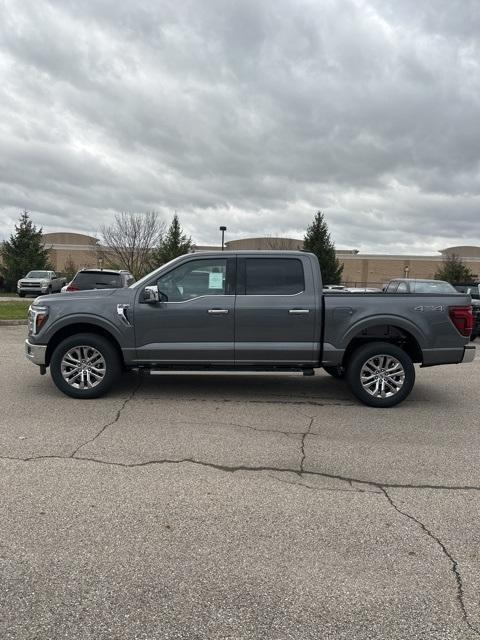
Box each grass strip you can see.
[0,300,31,320]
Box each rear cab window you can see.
[243,258,305,295]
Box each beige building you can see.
[339,246,480,286]
[43,232,480,286]
[43,232,102,271]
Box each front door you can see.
[134,256,236,364]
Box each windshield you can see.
[72,272,122,289]
[26,271,49,278]
[130,255,187,289]
[411,281,457,294]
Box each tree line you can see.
[0,210,194,290]
[0,209,476,291]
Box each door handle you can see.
[289,309,310,314]
[208,309,229,314]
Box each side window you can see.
[51,272,56,278]
[157,259,227,302]
[396,281,408,293]
[245,258,304,295]
[385,282,398,293]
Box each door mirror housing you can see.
[143,285,160,304]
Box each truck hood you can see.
[34,288,125,305]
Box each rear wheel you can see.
[346,342,415,408]
[323,365,345,379]
[50,333,121,399]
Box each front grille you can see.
[21,282,41,288]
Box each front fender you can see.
[40,312,130,347]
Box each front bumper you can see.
[18,287,49,295]
[462,345,476,363]
[25,340,47,366]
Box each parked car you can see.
[384,278,457,294]
[453,283,480,340]
[344,287,383,293]
[17,270,66,297]
[62,268,135,292]
[25,251,475,407]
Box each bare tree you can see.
[100,212,165,279]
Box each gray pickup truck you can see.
[18,270,66,297]
[25,251,475,407]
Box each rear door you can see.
[235,255,317,365]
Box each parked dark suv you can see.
[63,269,135,292]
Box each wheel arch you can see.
[45,323,124,366]
[342,323,423,366]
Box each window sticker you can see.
[209,272,223,289]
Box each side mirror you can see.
[143,285,159,304]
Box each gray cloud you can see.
[0,0,479,253]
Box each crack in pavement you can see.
[267,473,381,494]
[299,418,314,474]
[1,445,478,634]
[163,418,309,439]
[0,452,476,634]
[70,377,143,458]
[135,397,354,407]
[381,487,480,637]
[2,452,480,492]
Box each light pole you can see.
[220,226,227,251]
[404,265,410,278]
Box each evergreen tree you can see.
[153,214,192,266]
[434,253,477,284]
[0,211,52,291]
[303,211,344,284]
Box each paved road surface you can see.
[1,326,479,639]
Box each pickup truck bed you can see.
[25,250,475,407]
[323,291,473,368]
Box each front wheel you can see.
[50,333,121,399]
[346,342,415,408]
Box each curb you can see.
[0,320,28,326]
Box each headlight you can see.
[28,306,49,335]
[40,279,48,286]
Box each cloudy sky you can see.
[1,0,479,254]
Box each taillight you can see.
[448,306,473,337]
[66,284,79,292]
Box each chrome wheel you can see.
[60,345,106,390]
[360,354,405,399]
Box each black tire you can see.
[346,342,415,408]
[50,333,122,399]
[323,365,345,379]
[18,293,25,298]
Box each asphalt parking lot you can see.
[1,326,480,639]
